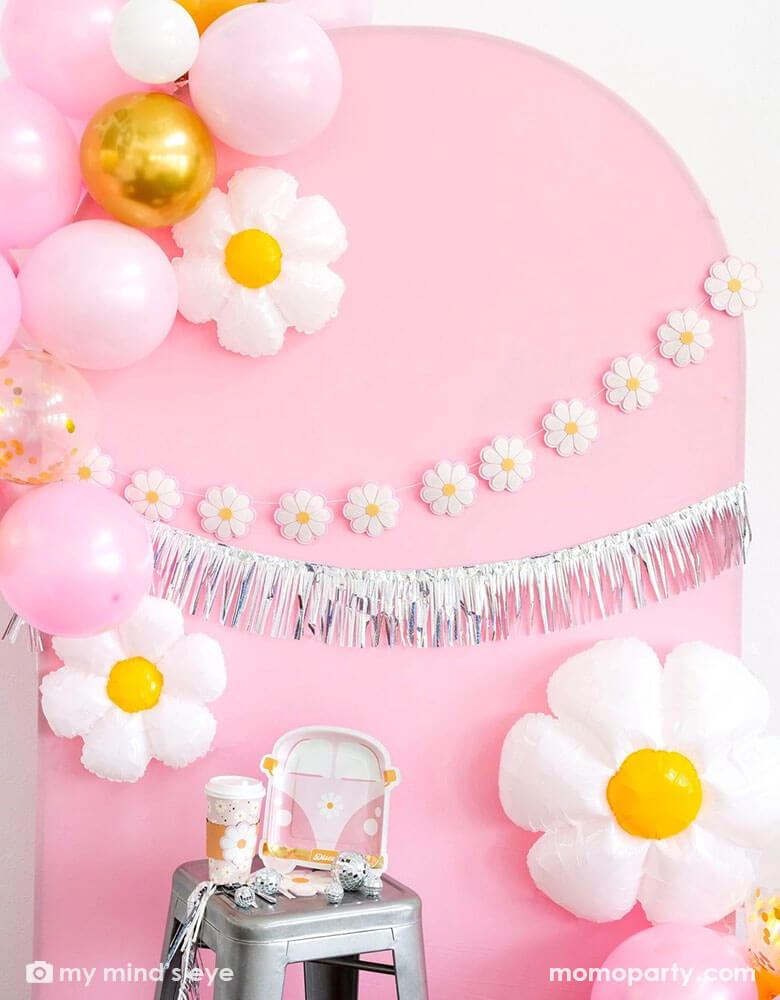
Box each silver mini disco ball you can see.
[250,868,282,895]
[332,851,369,892]
[234,885,257,909]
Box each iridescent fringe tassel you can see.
[3,484,749,650]
[148,484,749,648]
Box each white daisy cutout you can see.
[479,436,534,492]
[198,485,255,541]
[420,461,477,516]
[343,483,400,537]
[124,469,183,522]
[500,639,780,925]
[220,822,257,866]
[274,490,333,544]
[603,356,660,413]
[657,309,713,367]
[68,446,115,487]
[172,166,347,358]
[704,257,762,317]
[40,596,226,783]
[318,792,344,820]
[542,400,598,457]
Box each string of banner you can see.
[70,255,761,546]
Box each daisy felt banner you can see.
[84,252,760,547]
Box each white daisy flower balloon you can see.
[499,638,780,925]
[603,355,660,412]
[705,257,762,317]
[124,468,183,521]
[420,461,477,516]
[479,436,534,492]
[172,167,347,358]
[343,483,400,537]
[68,446,115,487]
[657,309,713,367]
[40,597,226,783]
[542,399,598,457]
[274,489,333,544]
[198,485,255,540]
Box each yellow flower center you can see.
[728,278,742,293]
[78,466,92,480]
[564,421,579,436]
[442,483,457,497]
[224,229,283,289]
[606,748,702,840]
[106,657,164,714]
[501,458,515,471]
[146,490,160,504]
[365,503,380,517]
[219,507,233,521]
[626,377,641,391]
[327,801,334,810]
[296,511,311,524]
[236,839,247,850]
[679,330,695,345]
[292,876,309,883]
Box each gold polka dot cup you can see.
[0,350,98,485]
[206,776,266,885]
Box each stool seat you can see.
[154,860,429,1000]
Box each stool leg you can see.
[213,942,288,1000]
[393,924,429,1000]
[154,895,182,1000]
[304,956,359,1000]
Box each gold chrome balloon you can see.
[174,0,263,34]
[80,92,216,229]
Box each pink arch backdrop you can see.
[35,28,744,998]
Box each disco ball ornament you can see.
[234,885,257,909]
[362,870,383,900]
[332,851,369,892]
[324,879,345,905]
[250,868,282,895]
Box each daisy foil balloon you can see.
[40,596,226,782]
[172,166,347,357]
[499,638,780,925]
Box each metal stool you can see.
[154,860,429,1000]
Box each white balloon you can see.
[111,0,200,85]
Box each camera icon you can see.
[26,961,54,984]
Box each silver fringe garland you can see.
[3,484,750,650]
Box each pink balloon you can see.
[275,0,373,27]
[0,0,144,121]
[0,82,82,251]
[591,925,756,1000]
[0,258,21,355]
[18,221,178,371]
[0,481,153,636]
[189,3,342,156]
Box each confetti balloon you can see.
[80,92,216,229]
[174,0,260,33]
[0,350,98,486]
